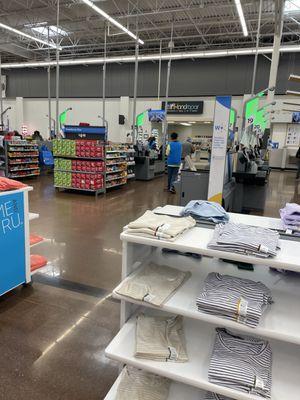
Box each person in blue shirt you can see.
[166,132,182,193]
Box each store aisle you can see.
[0,170,298,400]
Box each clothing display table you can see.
[0,186,39,295]
[105,206,300,400]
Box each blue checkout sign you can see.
[0,191,26,295]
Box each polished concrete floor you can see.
[0,170,299,399]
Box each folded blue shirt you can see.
[181,200,229,224]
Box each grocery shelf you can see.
[106,310,300,400]
[106,161,127,166]
[54,155,104,160]
[106,156,127,160]
[104,368,205,400]
[106,175,126,182]
[8,154,39,158]
[8,148,38,152]
[106,169,127,174]
[54,169,105,175]
[9,167,40,172]
[9,161,39,165]
[113,253,300,345]
[106,150,127,154]
[7,143,37,147]
[9,173,39,178]
[121,225,300,273]
[127,174,135,179]
[106,182,126,189]
[127,161,136,166]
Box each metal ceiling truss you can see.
[0,0,299,64]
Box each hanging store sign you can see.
[162,101,203,114]
[208,96,231,205]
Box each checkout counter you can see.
[134,144,165,181]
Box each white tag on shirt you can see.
[255,376,265,391]
[143,293,155,303]
[168,346,178,361]
[286,229,293,235]
[258,244,269,254]
[237,297,248,323]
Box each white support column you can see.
[15,97,24,134]
[267,0,284,104]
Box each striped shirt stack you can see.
[196,273,273,327]
[208,223,280,258]
[135,314,188,362]
[205,393,232,400]
[208,329,272,398]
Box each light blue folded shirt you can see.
[181,200,229,223]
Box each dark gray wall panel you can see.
[4,53,300,98]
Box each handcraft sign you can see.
[162,101,204,114]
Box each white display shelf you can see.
[106,169,127,174]
[113,254,300,345]
[104,368,205,400]
[29,212,39,221]
[120,226,300,273]
[105,310,300,400]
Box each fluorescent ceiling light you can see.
[32,25,68,37]
[0,22,61,50]
[81,0,144,45]
[234,0,248,37]
[3,44,300,69]
[180,122,192,126]
[284,0,300,13]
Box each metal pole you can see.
[251,0,263,95]
[157,40,162,100]
[55,0,60,138]
[47,27,52,138]
[102,24,107,124]
[0,54,3,130]
[267,0,284,105]
[162,22,174,161]
[132,25,139,144]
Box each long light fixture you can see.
[0,22,61,50]
[81,0,144,45]
[2,44,300,69]
[234,0,248,37]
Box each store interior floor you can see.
[1,170,299,400]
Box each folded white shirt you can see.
[126,210,196,241]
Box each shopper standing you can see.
[296,146,300,180]
[166,132,182,193]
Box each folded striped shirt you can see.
[208,223,280,258]
[116,366,171,400]
[196,273,272,327]
[205,393,232,400]
[125,210,196,241]
[115,263,191,306]
[135,314,188,362]
[209,329,272,398]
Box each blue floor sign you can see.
[0,191,26,295]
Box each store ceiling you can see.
[0,0,299,64]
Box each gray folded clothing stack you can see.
[208,222,280,258]
[115,263,191,306]
[196,273,272,327]
[135,314,188,362]
[116,366,171,400]
[209,329,272,398]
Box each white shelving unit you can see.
[104,206,300,400]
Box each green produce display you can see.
[53,139,76,157]
[54,158,72,170]
[54,171,72,187]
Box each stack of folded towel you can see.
[280,203,300,232]
[125,210,196,241]
[181,200,229,224]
